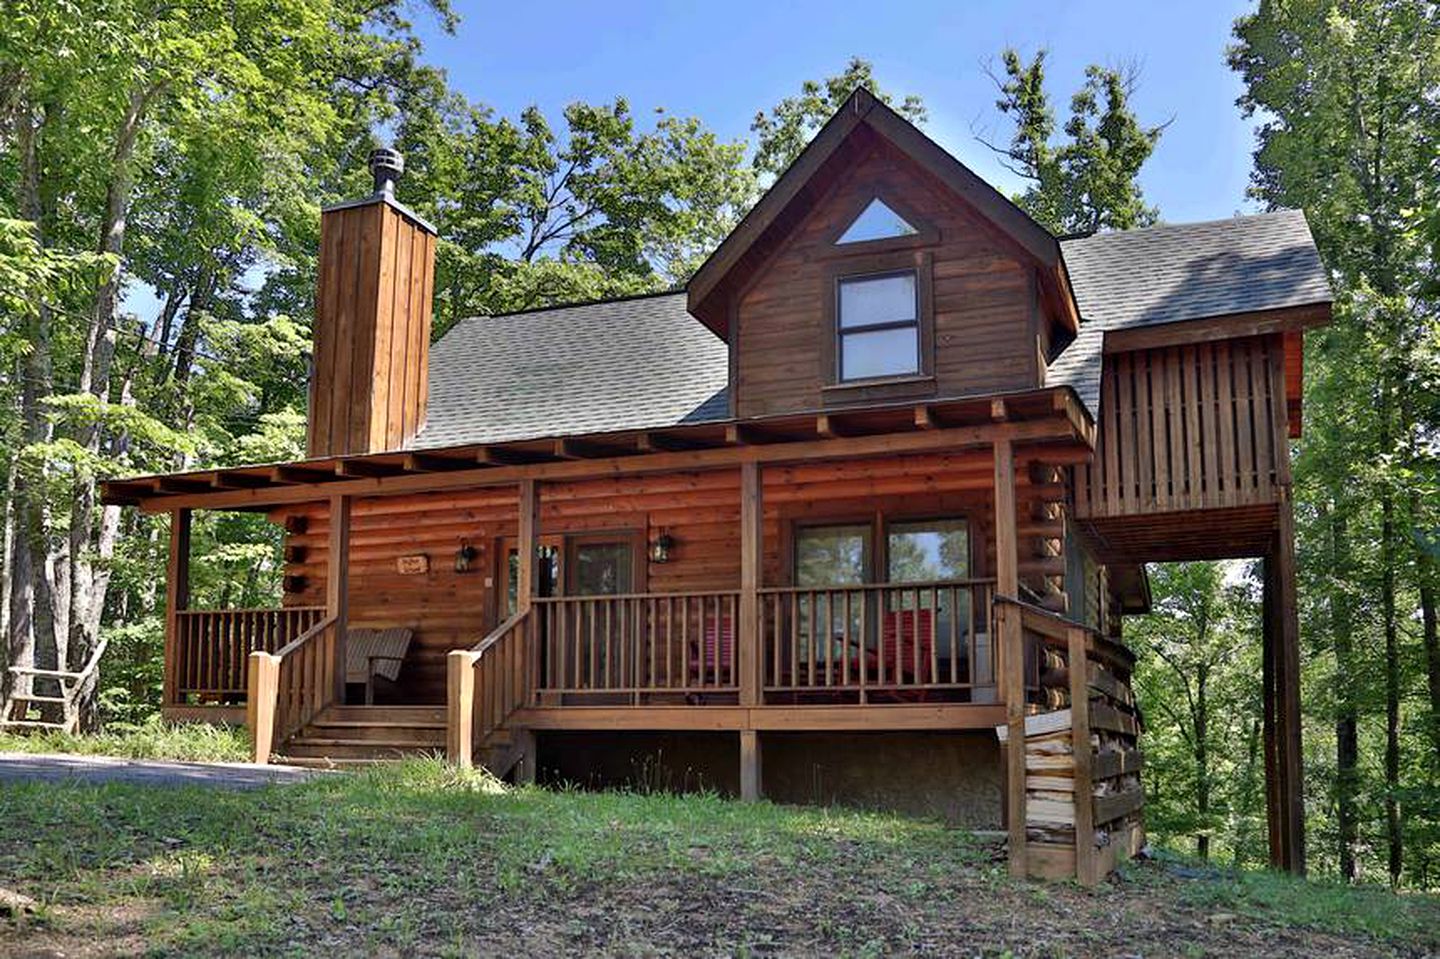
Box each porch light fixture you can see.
[649,531,675,564]
[454,540,478,573]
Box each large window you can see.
[836,271,920,381]
[793,517,970,587]
[887,519,970,582]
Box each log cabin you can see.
[100,90,1331,883]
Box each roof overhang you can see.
[101,386,1094,514]
[686,88,1074,340]
[1099,301,1332,354]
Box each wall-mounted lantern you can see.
[454,540,478,573]
[649,530,675,564]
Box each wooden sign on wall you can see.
[396,554,430,575]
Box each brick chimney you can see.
[307,148,437,457]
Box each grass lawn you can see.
[0,719,251,763]
[1,760,1436,958]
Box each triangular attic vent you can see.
[837,198,919,244]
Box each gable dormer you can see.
[689,89,1077,419]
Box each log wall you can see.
[271,449,1053,703]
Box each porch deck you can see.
[164,579,1004,729]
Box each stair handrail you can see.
[248,614,338,764]
[446,608,533,768]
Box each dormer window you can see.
[837,271,919,380]
[837,198,919,244]
[819,192,938,399]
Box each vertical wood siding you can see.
[308,202,435,457]
[1075,334,1288,519]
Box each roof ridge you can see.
[1061,208,1304,244]
[459,287,686,324]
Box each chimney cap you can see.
[368,147,405,197]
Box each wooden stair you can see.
[275,705,447,768]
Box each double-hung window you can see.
[836,270,920,381]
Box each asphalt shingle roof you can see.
[1049,209,1331,413]
[411,292,728,450]
[412,211,1331,448]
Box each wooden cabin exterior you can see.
[102,90,1331,883]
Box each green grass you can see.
[0,717,251,762]
[1,760,1436,957]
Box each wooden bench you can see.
[345,627,413,704]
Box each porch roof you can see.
[100,386,1092,512]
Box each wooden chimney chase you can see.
[308,148,438,457]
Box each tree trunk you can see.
[1413,494,1440,770]
[63,84,152,729]
[1327,502,1359,882]
[1196,663,1210,861]
[7,99,56,708]
[1382,484,1402,886]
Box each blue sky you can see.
[408,0,1263,224]
[126,1,1264,322]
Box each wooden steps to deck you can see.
[274,705,446,767]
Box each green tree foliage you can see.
[395,98,756,329]
[750,57,927,180]
[985,49,1164,234]
[1231,0,1440,886]
[1129,563,1268,866]
[3,31,919,725]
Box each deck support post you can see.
[1067,625,1096,885]
[327,495,352,705]
[513,728,537,784]
[993,438,1026,878]
[163,508,192,710]
[740,729,762,801]
[447,650,477,767]
[1263,494,1306,874]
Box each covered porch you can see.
[122,390,1092,746]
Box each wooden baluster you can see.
[680,597,690,691]
[664,596,673,689]
[911,587,922,688]
[789,594,799,693]
[647,598,656,693]
[856,587,865,690]
[930,587,941,687]
[869,581,881,688]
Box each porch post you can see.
[163,508,191,709]
[1067,625,1096,885]
[739,462,763,801]
[517,479,538,613]
[327,495,352,705]
[517,479,539,710]
[446,650,476,767]
[994,437,1027,878]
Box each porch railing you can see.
[759,579,996,703]
[447,609,534,766]
[533,591,741,702]
[247,615,338,763]
[172,606,326,704]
